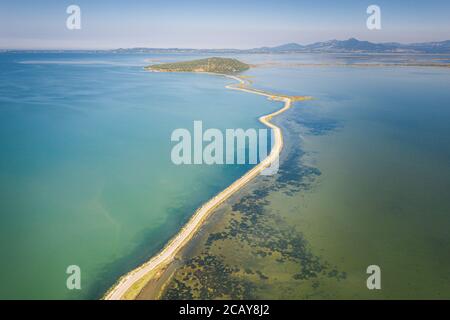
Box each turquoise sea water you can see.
[0,53,277,299]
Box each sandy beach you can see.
[104,73,307,300]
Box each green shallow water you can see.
[272,66,450,298]
[160,63,450,299]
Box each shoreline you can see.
[104,71,310,300]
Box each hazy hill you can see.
[250,38,450,53]
[6,38,450,54]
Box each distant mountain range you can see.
[111,38,450,54]
[249,38,450,54]
[3,38,450,54]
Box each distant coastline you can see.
[104,63,311,300]
[3,38,450,54]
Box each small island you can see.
[145,57,250,74]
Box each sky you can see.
[0,0,449,49]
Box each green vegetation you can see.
[145,57,250,74]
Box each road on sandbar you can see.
[104,75,293,300]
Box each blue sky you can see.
[1,0,449,49]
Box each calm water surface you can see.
[0,52,276,299]
[1,52,449,299]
